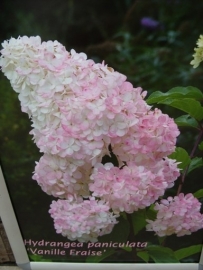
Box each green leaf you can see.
[147,246,179,263]
[146,86,203,104]
[175,115,199,129]
[168,147,191,170]
[146,91,176,104]
[146,206,157,221]
[146,86,203,121]
[99,215,130,243]
[174,245,202,260]
[94,216,130,262]
[199,141,203,151]
[193,189,203,199]
[158,98,203,121]
[86,249,115,263]
[120,212,127,220]
[187,157,203,174]
[168,86,203,100]
[122,246,132,252]
[131,209,147,235]
[137,251,149,262]
[158,236,166,245]
[29,254,52,262]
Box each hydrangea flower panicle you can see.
[90,159,180,214]
[49,197,118,242]
[0,36,182,242]
[146,193,203,237]
[191,35,203,68]
[33,154,91,199]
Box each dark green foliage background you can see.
[0,0,203,263]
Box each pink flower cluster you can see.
[0,36,184,241]
[32,154,91,198]
[146,193,203,237]
[89,159,180,214]
[111,108,180,162]
[49,197,118,242]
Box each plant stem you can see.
[126,213,138,262]
[177,124,203,195]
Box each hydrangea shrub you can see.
[1,35,203,262]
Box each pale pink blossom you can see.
[111,109,180,163]
[89,159,180,214]
[49,197,118,242]
[146,193,203,236]
[33,154,91,199]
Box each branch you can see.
[177,123,203,195]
